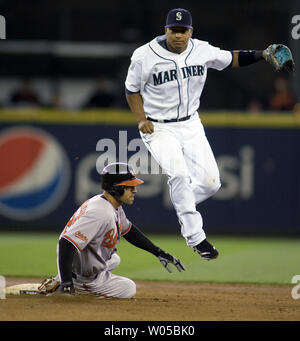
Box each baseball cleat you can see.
[193,239,219,260]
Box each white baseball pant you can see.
[141,114,221,247]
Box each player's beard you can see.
[119,194,135,205]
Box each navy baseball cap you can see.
[165,8,193,29]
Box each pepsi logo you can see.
[0,126,71,220]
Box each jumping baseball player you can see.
[125,8,294,260]
[48,162,184,297]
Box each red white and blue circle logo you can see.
[0,126,71,220]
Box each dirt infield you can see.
[1,277,300,321]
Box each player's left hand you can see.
[157,249,185,273]
[38,276,60,294]
[263,44,295,72]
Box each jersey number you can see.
[66,200,89,227]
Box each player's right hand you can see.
[138,119,154,134]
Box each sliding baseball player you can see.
[39,162,184,297]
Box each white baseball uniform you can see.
[125,35,232,247]
[56,194,136,298]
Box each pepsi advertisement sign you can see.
[0,126,71,221]
[0,119,299,235]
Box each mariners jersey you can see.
[59,194,132,278]
[125,35,232,121]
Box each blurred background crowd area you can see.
[0,0,299,113]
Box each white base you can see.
[6,283,41,295]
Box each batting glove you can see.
[157,249,185,273]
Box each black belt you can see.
[147,115,192,123]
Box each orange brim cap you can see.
[116,178,144,187]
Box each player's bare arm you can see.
[125,93,154,134]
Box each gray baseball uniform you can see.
[56,194,136,298]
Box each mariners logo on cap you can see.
[176,12,182,21]
[165,8,193,29]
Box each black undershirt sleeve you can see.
[59,226,160,283]
[123,224,161,257]
[229,50,264,67]
[238,50,263,66]
[58,237,76,284]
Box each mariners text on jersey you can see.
[153,65,205,86]
[125,35,232,121]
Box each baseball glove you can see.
[263,44,295,72]
[38,276,60,294]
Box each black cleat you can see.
[193,239,219,260]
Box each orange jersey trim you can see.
[62,235,82,252]
[121,222,132,236]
